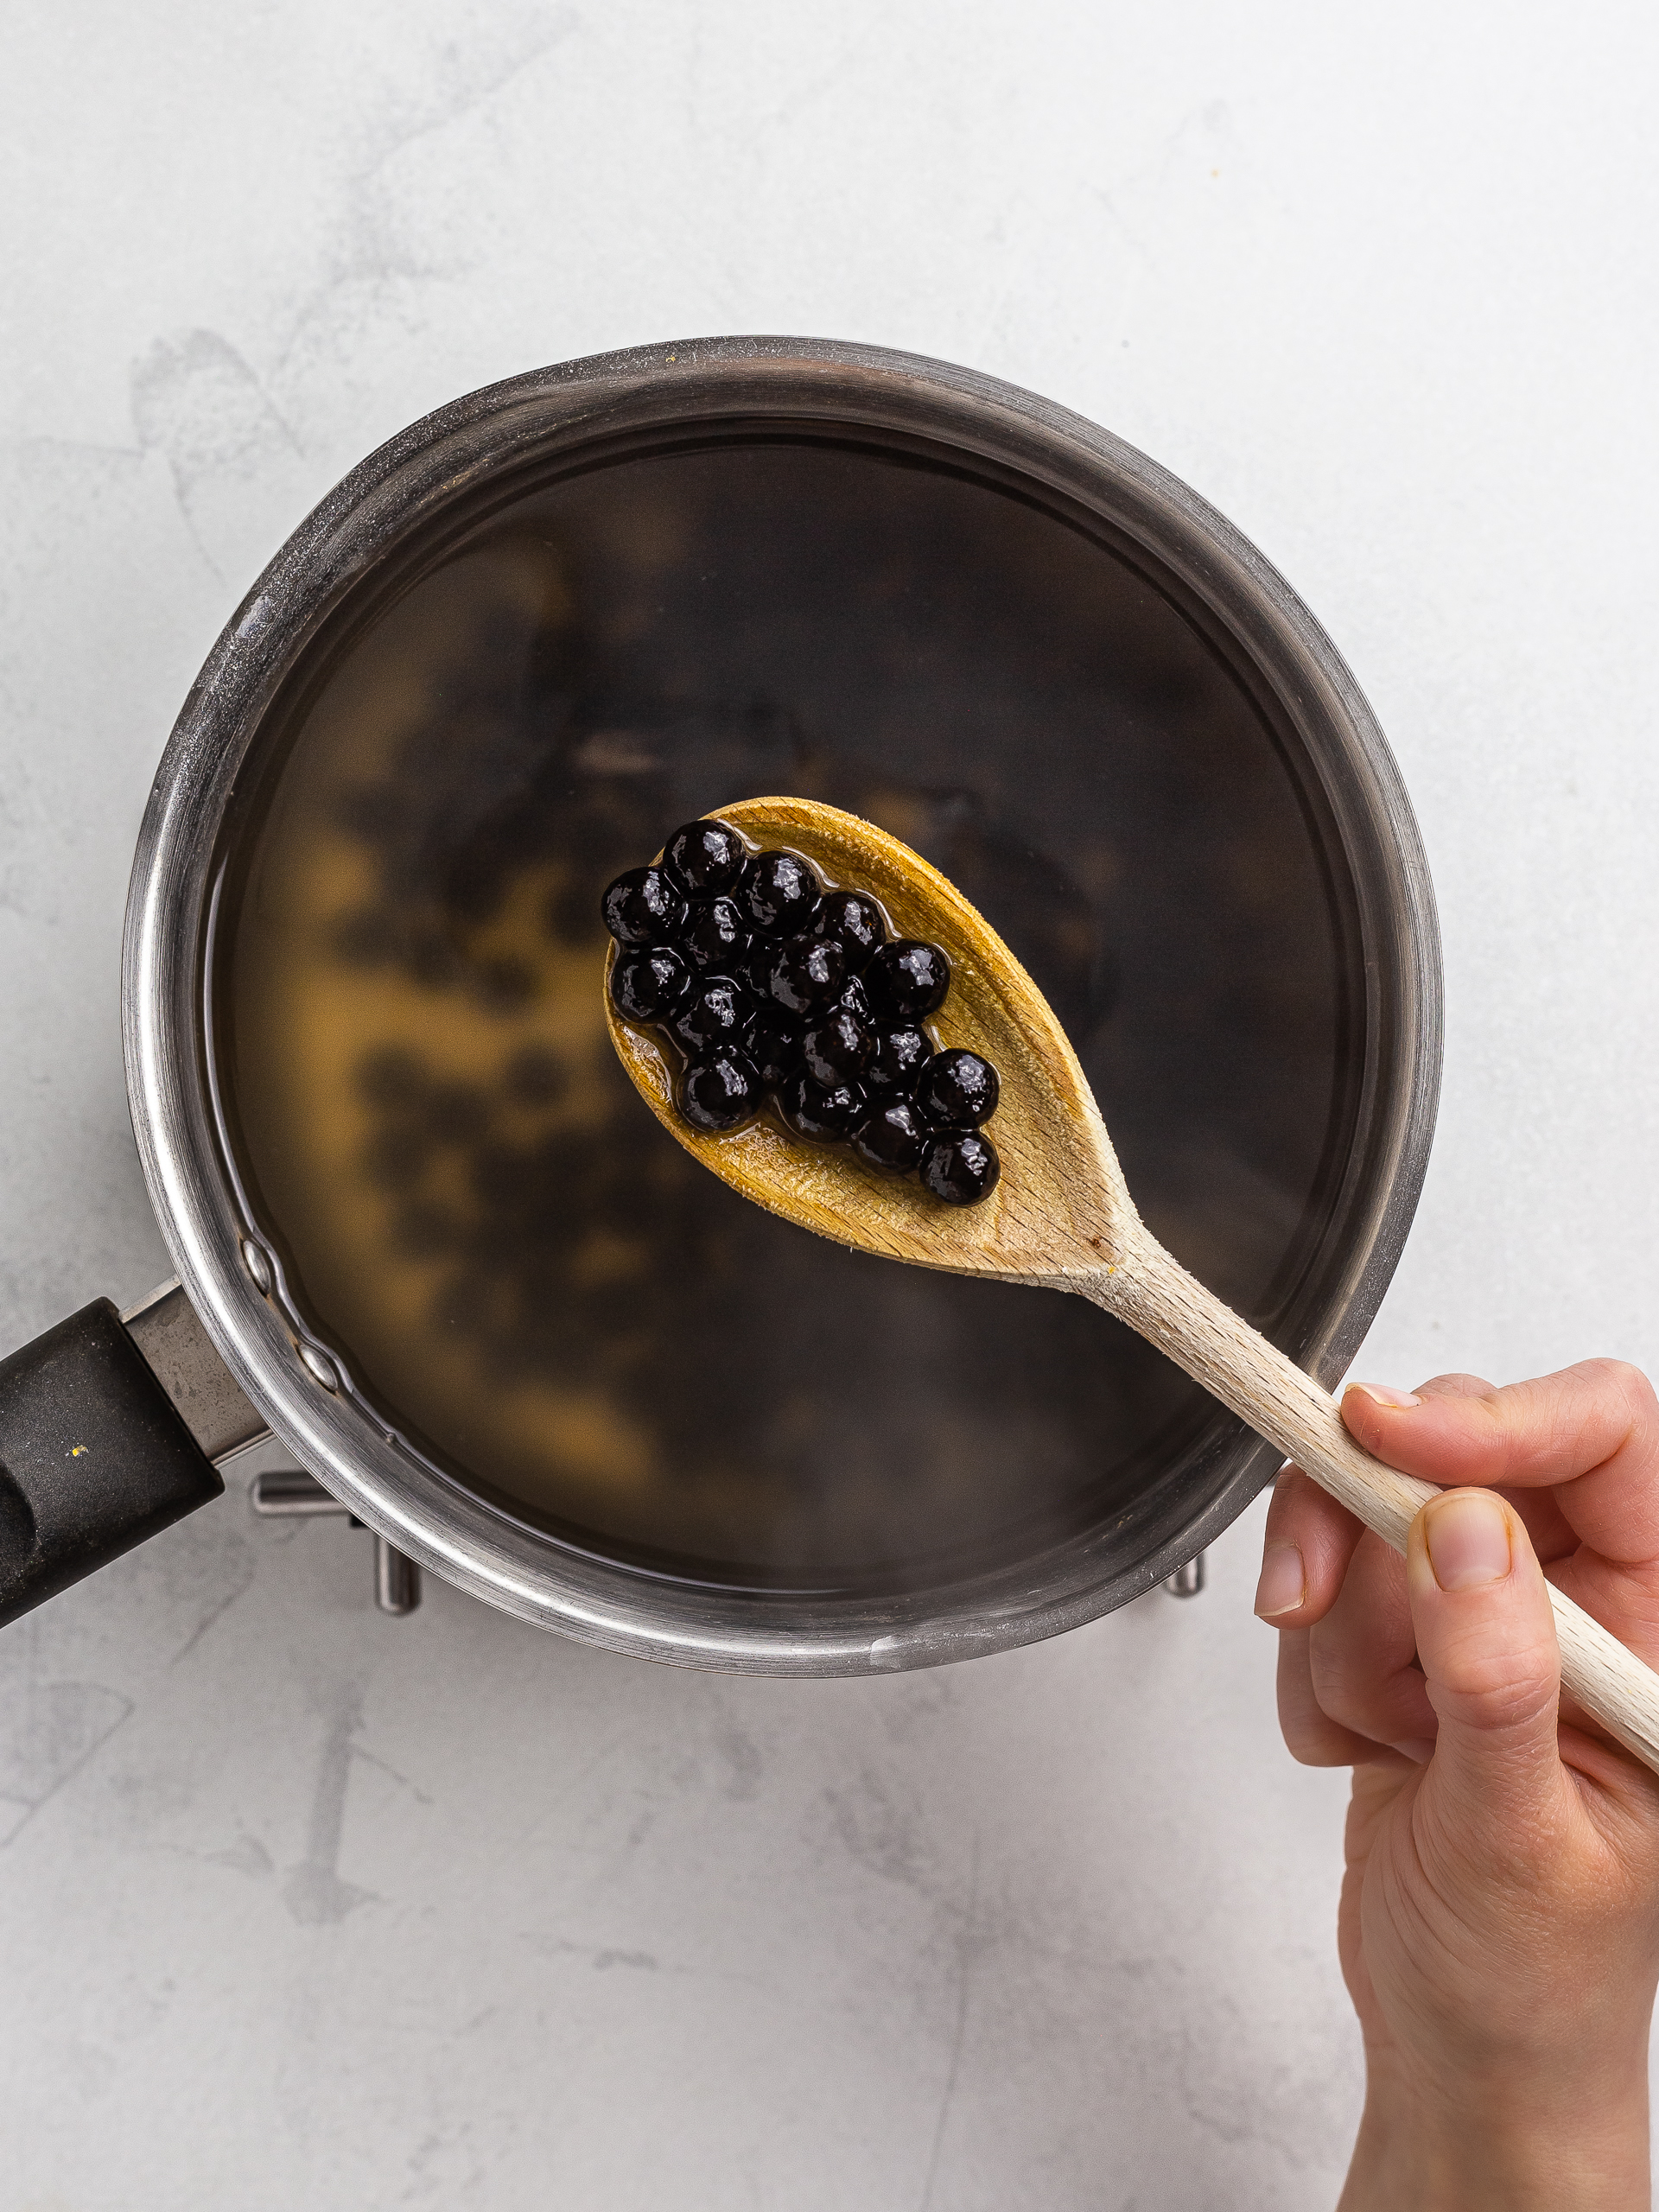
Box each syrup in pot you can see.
[211,434,1358,1593]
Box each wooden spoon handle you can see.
[1085,1227,1659,1777]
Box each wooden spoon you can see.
[607,797,1659,1773]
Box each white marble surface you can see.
[3,4,1657,2204]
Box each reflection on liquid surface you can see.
[215,438,1353,1591]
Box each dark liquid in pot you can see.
[213,436,1358,1593]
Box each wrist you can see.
[1341,2059,1650,2212]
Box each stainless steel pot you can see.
[0,337,1440,1672]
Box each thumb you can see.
[1408,1488,1564,1819]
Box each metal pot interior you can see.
[130,341,1440,1669]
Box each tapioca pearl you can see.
[852,1099,928,1174]
[610,944,693,1024]
[777,1072,868,1142]
[802,1007,874,1085]
[664,817,747,895]
[680,1048,765,1132]
[810,890,887,973]
[919,1129,1001,1206]
[682,893,751,972]
[742,849,823,936]
[743,1009,804,1090]
[765,932,846,1016]
[915,1047,1000,1129]
[867,938,950,1020]
[601,864,686,945]
[668,973,753,1052]
[865,1025,933,1095]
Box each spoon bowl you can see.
[608,798,1659,1776]
[605,796,1129,1280]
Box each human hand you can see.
[1255,1362,1659,2210]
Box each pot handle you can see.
[0,1298,228,1627]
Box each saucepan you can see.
[0,336,1440,1672]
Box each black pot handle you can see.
[0,1296,238,1627]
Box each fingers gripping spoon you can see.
[606,798,1659,1777]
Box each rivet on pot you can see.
[299,1343,340,1392]
[240,1238,272,1294]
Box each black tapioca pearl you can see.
[740,935,778,997]
[601,864,686,945]
[868,938,951,1021]
[835,973,873,1026]
[664,817,747,895]
[610,943,693,1024]
[811,889,887,972]
[915,1047,1000,1129]
[681,893,751,972]
[919,1129,1001,1206]
[765,932,846,1016]
[852,1099,928,1174]
[778,1071,868,1141]
[742,849,823,936]
[802,1007,874,1086]
[743,1009,803,1090]
[865,1024,933,1096]
[668,974,753,1052]
[680,1048,765,1132]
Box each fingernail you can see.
[1254,1541,1306,1618]
[1346,1382,1423,1409]
[1425,1491,1512,1592]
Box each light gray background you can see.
[2,4,1656,2206]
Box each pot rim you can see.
[122,334,1442,1675]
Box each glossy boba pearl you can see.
[680,1048,764,1132]
[669,974,751,1052]
[766,932,845,1016]
[920,1129,1001,1206]
[867,938,951,1020]
[743,1009,803,1090]
[802,1007,874,1086]
[664,817,746,894]
[865,1024,933,1095]
[743,849,823,936]
[778,1071,868,1142]
[915,1047,1000,1129]
[681,893,751,972]
[835,973,872,1026]
[610,944,692,1024]
[852,1098,928,1173]
[601,865,686,946]
[811,890,887,972]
